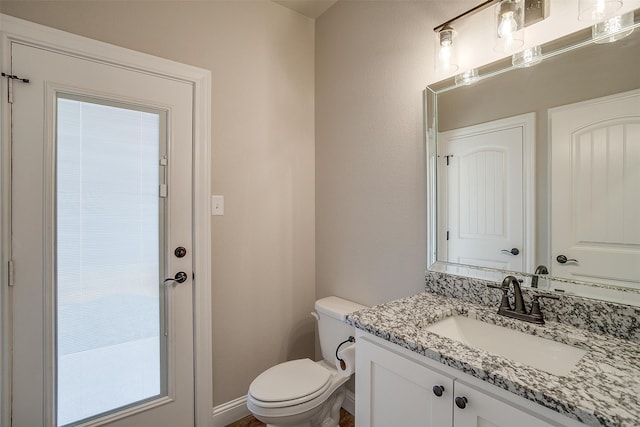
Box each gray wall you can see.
[1,0,316,407]
[315,1,477,306]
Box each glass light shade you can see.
[578,0,623,21]
[435,26,459,73]
[495,0,525,52]
[512,45,542,67]
[593,12,634,43]
[455,69,479,86]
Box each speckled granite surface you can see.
[425,271,640,342]
[346,292,640,427]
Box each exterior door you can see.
[10,41,194,426]
[550,89,640,288]
[438,113,535,280]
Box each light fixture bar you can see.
[434,0,548,33]
[434,0,498,32]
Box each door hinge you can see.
[8,260,15,286]
[1,72,30,83]
[446,231,450,241]
[159,156,168,198]
[2,72,30,104]
[445,154,453,166]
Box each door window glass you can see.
[56,95,167,426]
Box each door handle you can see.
[501,248,520,256]
[162,271,188,337]
[556,255,578,264]
[164,271,188,284]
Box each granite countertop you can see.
[346,292,640,427]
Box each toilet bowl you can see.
[246,296,366,427]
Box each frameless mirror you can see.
[425,9,640,305]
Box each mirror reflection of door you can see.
[438,113,535,280]
[550,89,640,289]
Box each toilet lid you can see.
[249,359,331,403]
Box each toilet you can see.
[247,296,366,427]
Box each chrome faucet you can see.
[488,275,559,325]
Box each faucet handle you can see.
[487,283,512,311]
[529,293,560,323]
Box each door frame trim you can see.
[0,14,213,427]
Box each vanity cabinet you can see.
[355,331,584,427]
[355,334,453,427]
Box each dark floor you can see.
[226,408,355,427]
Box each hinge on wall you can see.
[8,260,15,286]
[2,72,30,104]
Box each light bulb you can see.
[436,26,458,73]
[498,11,518,38]
[494,1,524,52]
[439,45,452,63]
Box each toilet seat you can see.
[249,359,331,408]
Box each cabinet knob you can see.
[432,385,445,397]
[455,396,468,409]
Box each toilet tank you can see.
[314,296,367,363]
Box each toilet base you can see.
[254,385,346,427]
[313,385,344,427]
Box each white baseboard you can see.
[342,389,355,416]
[212,390,355,427]
[211,396,250,427]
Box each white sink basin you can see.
[424,316,586,376]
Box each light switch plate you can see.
[211,195,224,216]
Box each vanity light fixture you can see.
[455,68,479,86]
[578,0,623,21]
[433,0,548,71]
[512,45,542,67]
[592,11,634,43]
[436,25,459,72]
[495,0,525,52]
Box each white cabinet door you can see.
[356,338,453,427]
[452,382,559,427]
[355,333,583,427]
